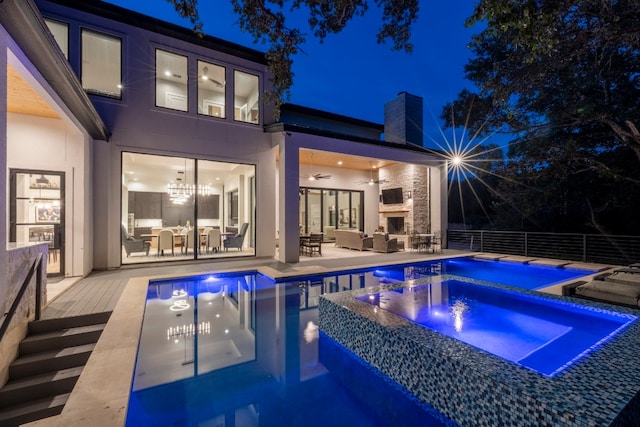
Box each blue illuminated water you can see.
[125,257,606,426]
[357,279,636,376]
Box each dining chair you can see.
[184,229,196,254]
[157,228,174,256]
[206,228,221,253]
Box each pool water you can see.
[374,257,592,290]
[356,279,636,376]
[126,271,454,426]
[125,257,600,426]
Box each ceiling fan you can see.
[302,153,332,181]
[201,66,224,88]
[356,161,388,185]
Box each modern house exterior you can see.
[1,0,448,281]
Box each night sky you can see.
[104,1,488,151]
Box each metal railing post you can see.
[583,234,587,263]
[480,231,484,252]
[35,256,42,321]
[525,232,528,257]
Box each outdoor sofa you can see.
[334,229,373,251]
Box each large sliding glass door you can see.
[122,152,255,264]
[300,187,363,238]
[9,170,65,276]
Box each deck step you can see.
[0,312,111,425]
[0,393,69,427]
[28,311,111,335]
[9,342,96,379]
[19,323,106,355]
[0,366,82,409]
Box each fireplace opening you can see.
[387,217,405,234]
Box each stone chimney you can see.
[384,92,423,147]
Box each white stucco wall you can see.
[7,113,91,277]
[4,31,94,278]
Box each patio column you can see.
[430,162,448,247]
[278,137,300,263]
[0,39,8,281]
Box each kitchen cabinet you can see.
[197,194,219,219]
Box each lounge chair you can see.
[372,233,398,253]
[121,224,150,257]
[612,263,640,275]
[562,271,640,309]
[224,222,248,251]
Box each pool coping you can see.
[22,254,622,426]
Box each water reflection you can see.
[127,268,454,426]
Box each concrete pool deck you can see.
[24,251,624,426]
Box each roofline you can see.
[281,103,384,131]
[42,0,269,65]
[1,0,110,140]
[265,123,447,159]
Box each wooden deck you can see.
[41,248,463,319]
[42,276,130,319]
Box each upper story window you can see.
[44,19,68,59]
[234,70,259,124]
[156,49,188,112]
[197,60,226,118]
[81,29,122,99]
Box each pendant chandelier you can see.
[167,162,213,204]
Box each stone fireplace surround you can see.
[377,163,430,236]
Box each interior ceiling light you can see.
[36,174,50,185]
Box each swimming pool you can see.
[356,279,635,376]
[369,256,592,290]
[125,257,609,426]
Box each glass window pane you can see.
[337,191,350,229]
[45,19,68,59]
[234,70,259,124]
[299,188,307,234]
[198,60,225,118]
[122,153,255,264]
[156,49,188,111]
[81,29,121,98]
[323,190,336,241]
[351,192,362,230]
[307,189,322,234]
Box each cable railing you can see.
[447,230,640,266]
[0,253,44,341]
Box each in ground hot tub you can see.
[319,275,640,427]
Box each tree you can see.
[461,0,640,164]
[167,0,419,116]
[444,0,640,234]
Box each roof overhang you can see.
[0,0,110,141]
[265,123,447,160]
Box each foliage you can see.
[167,0,419,117]
[445,0,640,234]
